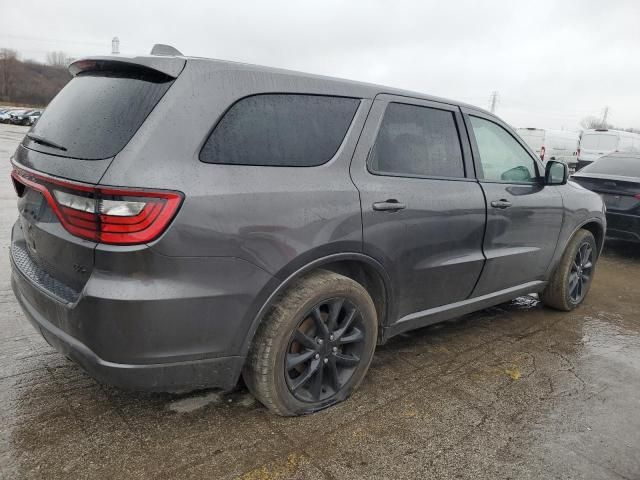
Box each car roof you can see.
[70,53,493,116]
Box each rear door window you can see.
[25,71,173,160]
[368,102,465,178]
[200,94,359,167]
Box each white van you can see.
[515,128,580,171]
[577,129,640,170]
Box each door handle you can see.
[372,200,406,212]
[490,199,512,209]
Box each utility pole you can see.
[601,106,609,127]
[489,91,499,114]
[112,37,120,55]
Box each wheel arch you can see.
[545,218,605,281]
[240,252,393,358]
[579,220,605,255]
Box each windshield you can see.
[581,155,640,177]
[25,71,173,160]
[581,134,618,151]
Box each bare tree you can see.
[0,48,18,101]
[580,116,600,130]
[46,51,71,68]
[580,115,612,130]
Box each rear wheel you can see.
[243,270,377,416]
[541,229,597,311]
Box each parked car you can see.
[577,129,640,170]
[572,153,640,243]
[10,47,606,416]
[0,108,16,123]
[9,109,37,126]
[515,127,580,172]
[27,110,42,126]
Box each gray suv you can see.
[10,48,606,416]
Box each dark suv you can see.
[10,48,605,416]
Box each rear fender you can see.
[239,252,393,358]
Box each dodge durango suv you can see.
[10,46,606,416]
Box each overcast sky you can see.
[2,0,638,130]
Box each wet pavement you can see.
[0,124,638,479]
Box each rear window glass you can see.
[369,103,465,178]
[581,134,618,151]
[200,94,359,166]
[581,155,640,177]
[25,71,173,160]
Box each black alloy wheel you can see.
[284,297,365,402]
[569,241,593,304]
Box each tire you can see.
[540,229,597,311]
[243,270,378,416]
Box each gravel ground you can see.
[0,124,638,479]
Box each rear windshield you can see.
[25,71,173,160]
[581,134,618,151]
[581,156,640,177]
[516,130,544,150]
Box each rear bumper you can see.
[10,223,275,392]
[12,270,243,391]
[606,211,640,243]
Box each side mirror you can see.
[545,160,568,185]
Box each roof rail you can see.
[150,44,183,56]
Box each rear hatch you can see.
[572,154,640,215]
[572,173,640,213]
[516,128,545,158]
[11,57,183,301]
[579,132,618,162]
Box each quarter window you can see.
[470,116,538,183]
[369,103,465,178]
[200,94,359,167]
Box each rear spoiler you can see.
[69,54,185,79]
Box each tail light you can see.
[577,148,580,159]
[11,166,183,245]
[540,146,545,162]
[634,193,640,200]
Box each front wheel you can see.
[540,229,598,311]
[243,270,378,416]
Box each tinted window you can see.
[470,116,538,183]
[581,155,640,177]
[369,103,464,178]
[26,72,173,160]
[200,94,359,166]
